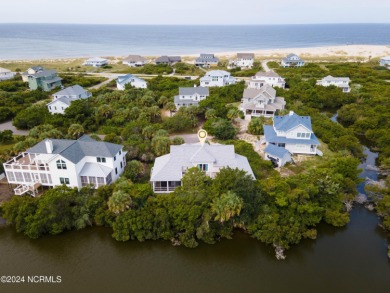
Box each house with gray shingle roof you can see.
[21,66,44,82]
[27,69,62,91]
[0,67,16,81]
[123,55,148,67]
[195,54,219,67]
[240,84,286,118]
[380,56,390,68]
[248,70,286,89]
[200,70,236,87]
[155,56,181,65]
[281,53,305,68]
[150,142,255,193]
[84,57,108,67]
[228,53,255,69]
[3,135,127,195]
[263,111,321,157]
[174,86,209,109]
[116,74,147,90]
[47,85,92,115]
[316,75,351,92]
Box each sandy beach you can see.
[0,45,389,66]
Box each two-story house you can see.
[281,54,305,68]
[84,57,108,67]
[150,142,255,193]
[317,75,351,92]
[228,53,255,69]
[116,74,147,90]
[263,111,321,162]
[240,85,286,118]
[380,56,390,68]
[0,67,16,81]
[248,70,286,89]
[47,85,92,115]
[21,66,44,82]
[28,69,62,91]
[195,54,219,67]
[200,70,236,87]
[174,86,209,109]
[123,55,148,67]
[3,135,127,196]
[155,56,181,65]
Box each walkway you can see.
[261,60,272,72]
[0,120,28,135]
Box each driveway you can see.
[0,120,28,135]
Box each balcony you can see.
[4,153,50,172]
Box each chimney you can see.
[289,111,294,116]
[45,139,53,154]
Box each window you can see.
[56,160,67,169]
[305,133,310,138]
[97,157,106,163]
[97,177,105,187]
[15,172,23,182]
[49,106,51,110]
[197,164,208,171]
[115,168,118,175]
[114,156,116,161]
[60,177,70,184]
[7,172,15,181]
[297,133,301,138]
[119,150,121,155]
[89,176,97,187]
[23,172,32,182]
[40,173,48,184]
[106,173,112,184]
[120,162,123,168]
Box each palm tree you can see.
[211,191,243,223]
[205,109,217,120]
[148,105,161,122]
[107,190,133,215]
[98,104,114,118]
[227,108,242,121]
[164,102,176,117]
[68,124,85,139]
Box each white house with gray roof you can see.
[200,70,236,87]
[195,54,219,67]
[116,74,147,90]
[317,75,351,92]
[380,56,390,68]
[0,67,16,81]
[263,111,321,157]
[3,135,127,196]
[47,85,92,115]
[240,84,286,118]
[123,55,148,67]
[281,54,305,68]
[248,70,286,89]
[21,66,44,82]
[150,142,255,193]
[84,57,108,67]
[228,53,255,69]
[174,86,209,109]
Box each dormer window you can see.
[197,164,208,171]
[56,160,67,170]
[97,157,106,163]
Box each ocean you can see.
[0,23,389,60]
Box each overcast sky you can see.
[1,0,389,25]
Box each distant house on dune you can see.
[248,70,286,89]
[317,75,351,93]
[21,66,44,82]
[228,53,255,69]
[123,55,147,67]
[174,86,209,109]
[195,54,219,67]
[379,56,390,68]
[28,69,62,91]
[116,74,147,90]
[200,70,236,87]
[84,57,109,67]
[0,67,16,81]
[240,84,286,118]
[281,54,305,68]
[155,56,181,65]
[47,85,92,115]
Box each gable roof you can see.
[117,74,146,85]
[273,111,313,132]
[53,85,87,97]
[255,70,281,78]
[196,54,219,62]
[264,144,290,158]
[123,55,147,62]
[150,143,255,181]
[243,84,276,100]
[47,96,71,106]
[237,53,254,59]
[0,67,11,73]
[30,69,57,78]
[156,56,181,63]
[205,70,230,77]
[264,125,320,145]
[26,135,123,164]
[321,75,350,82]
[179,87,209,96]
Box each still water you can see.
[0,149,389,292]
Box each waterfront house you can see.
[248,70,286,89]
[150,142,255,193]
[379,56,390,68]
[0,67,16,81]
[28,69,62,91]
[263,111,321,161]
[200,70,236,87]
[47,85,92,115]
[228,53,255,69]
[116,74,147,90]
[3,135,127,196]
[21,66,44,82]
[281,54,305,68]
[240,84,286,118]
[195,54,219,67]
[155,56,181,65]
[317,75,351,93]
[123,55,148,67]
[174,86,209,109]
[84,57,109,67]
